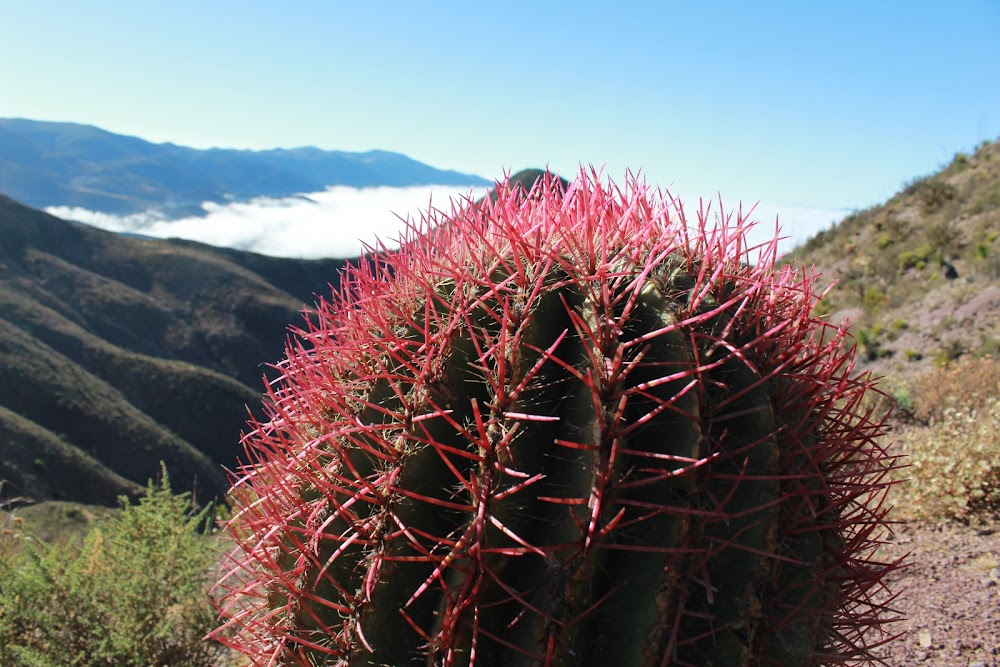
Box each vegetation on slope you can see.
[0,195,348,505]
[0,470,231,667]
[785,138,1000,524]
[785,138,999,369]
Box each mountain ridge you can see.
[0,118,490,217]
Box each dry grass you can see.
[884,355,1000,522]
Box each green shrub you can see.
[854,324,890,360]
[926,220,961,255]
[932,339,965,365]
[862,287,885,312]
[0,468,229,667]
[918,180,958,213]
[897,244,934,271]
[891,387,916,415]
[980,336,1000,357]
[974,236,1000,279]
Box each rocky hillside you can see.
[784,138,1000,378]
[0,194,348,505]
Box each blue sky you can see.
[2,1,999,256]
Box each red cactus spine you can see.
[211,170,904,666]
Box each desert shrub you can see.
[969,185,1000,215]
[913,354,999,423]
[0,469,229,667]
[915,179,958,214]
[862,287,886,312]
[890,387,916,415]
[973,227,1000,278]
[932,339,966,365]
[889,355,1000,521]
[854,324,892,361]
[894,397,1000,521]
[897,244,934,271]
[884,213,910,239]
[858,373,913,423]
[981,336,1000,357]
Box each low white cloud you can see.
[48,185,491,259]
[47,186,846,260]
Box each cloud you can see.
[47,186,847,260]
[47,185,491,259]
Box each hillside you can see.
[0,118,490,217]
[784,138,1000,377]
[782,140,1000,667]
[0,194,349,506]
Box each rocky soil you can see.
[871,518,1000,666]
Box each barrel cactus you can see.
[212,170,902,666]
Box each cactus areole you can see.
[212,171,902,666]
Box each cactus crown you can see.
[213,170,902,666]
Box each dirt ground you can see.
[870,517,1000,666]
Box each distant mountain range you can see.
[0,118,490,217]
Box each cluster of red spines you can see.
[211,170,904,666]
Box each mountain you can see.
[784,138,999,375]
[0,118,490,217]
[0,194,350,506]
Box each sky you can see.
[2,1,999,258]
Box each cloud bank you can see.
[47,185,491,259]
[47,185,847,260]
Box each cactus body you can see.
[213,171,902,666]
